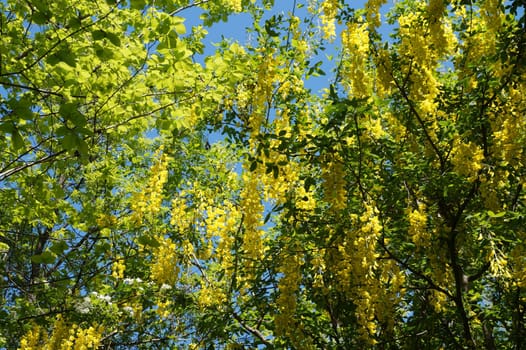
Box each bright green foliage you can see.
[1,0,525,349]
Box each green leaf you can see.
[49,241,68,255]
[59,103,86,127]
[265,162,273,174]
[105,32,122,47]
[77,139,89,158]
[138,235,160,248]
[31,251,56,264]
[273,164,279,179]
[487,211,506,218]
[172,18,186,35]
[264,16,280,37]
[93,30,121,46]
[264,211,272,224]
[94,44,114,60]
[92,30,107,41]
[130,0,146,9]
[62,131,78,151]
[13,99,34,120]
[304,176,315,192]
[46,47,76,67]
[11,129,24,150]
[0,242,9,253]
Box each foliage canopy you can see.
[1,0,525,348]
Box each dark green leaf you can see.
[138,235,161,248]
[92,30,107,41]
[49,241,69,255]
[11,129,24,150]
[106,32,122,46]
[31,251,56,264]
[304,176,315,192]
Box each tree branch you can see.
[232,311,273,348]
[0,80,64,97]
[379,238,452,298]
[170,0,211,16]
[0,150,66,181]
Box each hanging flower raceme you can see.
[341,22,371,99]
[274,241,306,346]
[320,0,339,41]
[407,201,430,249]
[150,236,179,286]
[450,140,485,182]
[321,153,347,211]
[130,148,169,225]
[18,315,104,350]
[240,168,265,264]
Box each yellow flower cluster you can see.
[377,259,406,331]
[355,289,378,343]
[488,241,512,280]
[170,194,191,231]
[240,169,265,263]
[321,154,347,211]
[225,0,242,12]
[397,5,456,144]
[364,114,386,140]
[56,324,103,350]
[350,203,383,343]
[323,202,385,344]
[427,0,457,58]
[311,250,327,291]
[480,0,505,32]
[456,4,498,70]
[155,298,172,318]
[253,52,278,129]
[429,289,448,313]
[491,86,525,167]
[112,256,126,279]
[365,0,387,29]
[96,213,117,229]
[18,325,41,350]
[294,182,317,212]
[320,0,338,41]
[19,315,103,350]
[289,15,309,59]
[510,243,526,288]
[150,236,179,285]
[207,199,242,274]
[357,203,382,276]
[131,149,169,225]
[451,140,485,181]
[374,48,394,97]
[341,22,371,99]
[407,202,429,249]
[274,245,302,340]
[198,283,227,309]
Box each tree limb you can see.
[0,150,66,181]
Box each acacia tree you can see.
[1,0,525,349]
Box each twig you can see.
[170,0,211,16]
[0,150,66,181]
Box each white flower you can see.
[122,306,134,316]
[75,297,92,314]
[124,277,143,285]
[98,294,112,303]
[160,284,172,291]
